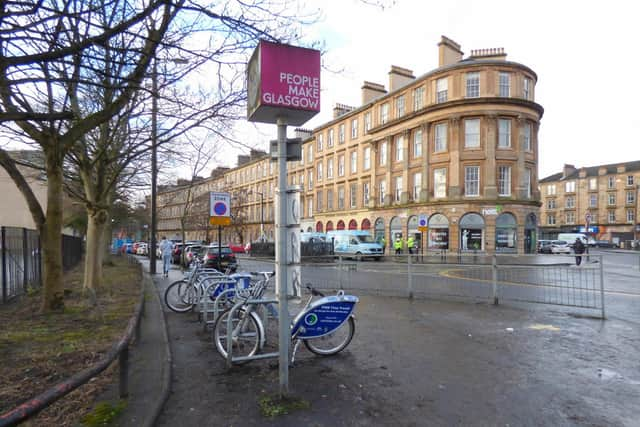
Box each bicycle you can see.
[212,274,358,365]
[163,257,237,313]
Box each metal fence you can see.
[240,253,606,318]
[1,227,83,304]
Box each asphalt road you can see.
[146,252,640,426]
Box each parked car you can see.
[182,244,202,267]
[228,243,246,254]
[171,243,184,264]
[537,240,553,254]
[136,243,148,256]
[202,245,237,271]
[594,240,616,248]
[550,240,571,254]
[121,243,133,254]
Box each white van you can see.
[326,230,383,261]
[557,233,589,248]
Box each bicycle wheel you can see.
[164,280,197,313]
[213,307,261,363]
[303,316,355,356]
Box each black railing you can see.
[249,240,334,258]
[1,226,83,304]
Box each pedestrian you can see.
[394,237,403,255]
[573,237,585,266]
[379,236,386,254]
[407,235,415,255]
[159,236,173,277]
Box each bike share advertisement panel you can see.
[292,295,358,339]
[208,273,252,300]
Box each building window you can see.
[547,214,556,225]
[608,176,615,189]
[608,211,616,223]
[379,180,386,204]
[464,166,480,196]
[608,193,616,205]
[413,86,424,111]
[364,112,372,132]
[379,141,387,166]
[308,198,313,217]
[380,103,389,125]
[413,172,422,201]
[338,186,345,209]
[525,168,532,199]
[316,190,323,211]
[464,119,480,148]
[395,135,404,161]
[466,72,480,98]
[565,181,575,193]
[394,176,403,202]
[547,184,556,195]
[523,77,531,100]
[317,134,323,152]
[364,147,371,170]
[523,123,532,151]
[327,158,333,179]
[338,154,345,177]
[308,171,313,190]
[499,72,510,97]
[317,162,323,181]
[307,145,313,162]
[350,183,357,208]
[566,196,575,208]
[627,175,634,186]
[328,128,334,147]
[498,119,511,148]
[547,199,556,209]
[327,190,333,210]
[396,95,405,118]
[498,166,511,196]
[590,194,598,207]
[566,212,575,224]
[351,118,358,139]
[338,123,345,144]
[436,77,448,103]
[435,123,447,152]
[363,182,370,206]
[589,178,597,191]
[299,174,304,187]
[434,168,447,198]
[627,209,635,223]
[413,129,423,157]
[350,151,357,174]
[627,191,635,204]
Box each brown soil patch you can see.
[0,255,142,426]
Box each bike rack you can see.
[226,298,279,368]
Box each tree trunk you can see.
[83,208,108,301]
[40,159,65,312]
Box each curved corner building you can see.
[293,36,544,253]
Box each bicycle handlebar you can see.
[306,283,325,298]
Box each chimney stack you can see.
[294,128,313,140]
[361,81,386,105]
[562,164,576,179]
[438,36,463,67]
[333,103,355,119]
[469,47,507,61]
[388,66,415,92]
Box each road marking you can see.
[528,324,560,331]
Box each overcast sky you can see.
[224,0,640,180]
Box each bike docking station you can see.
[246,40,321,395]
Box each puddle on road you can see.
[527,324,561,331]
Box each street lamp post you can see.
[150,59,159,274]
[149,57,188,274]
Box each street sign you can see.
[418,214,428,232]
[210,192,231,226]
[209,216,231,226]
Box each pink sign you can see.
[247,40,321,125]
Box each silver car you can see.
[550,240,571,254]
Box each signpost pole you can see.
[276,117,289,396]
[218,225,222,271]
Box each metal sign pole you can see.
[276,117,289,396]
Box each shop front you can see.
[428,213,449,250]
[495,212,517,253]
[459,213,484,251]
